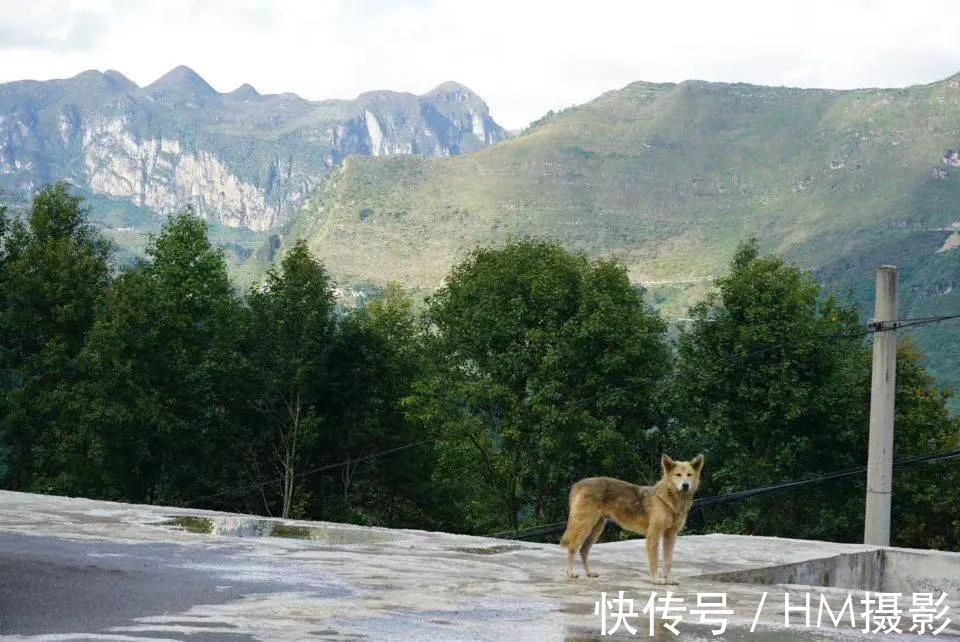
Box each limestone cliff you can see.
[0,67,506,231]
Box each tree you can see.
[78,209,244,503]
[408,240,670,532]
[670,240,866,540]
[670,242,960,548]
[886,341,960,550]
[246,240,333,518]
[0,205,10,483]
[312,283,436,527]
[0,184,112,491]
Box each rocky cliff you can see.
[0,66,506,231]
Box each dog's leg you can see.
[662,529,679,585]
[566,546,579,578]
[563,510,599,578]
[563,522,584,578]
[646,527,663,584]
[579,518,605,577]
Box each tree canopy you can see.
[0,184,112,492]
[2,191,958,550]
[408,240,671,530]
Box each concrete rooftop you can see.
[0,490,957,640]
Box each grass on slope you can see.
[243,74,960,405]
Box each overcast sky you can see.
[3,0,960,129]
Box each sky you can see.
[3,0,960,130]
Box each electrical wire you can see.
[182,438,439,507]
[181,312,960,510]
[489,448,960,540]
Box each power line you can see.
[490,448,960,541]
[183,312,960,509]
[896,313,960,330]
[721,329,870,364]
[489,522,566,539]
[565,314,960,398]
[715,312,960,365]
[183,381,666,508]
[182,438,438,507]
[669,313,960,327]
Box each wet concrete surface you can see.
[0,490,957,640]
[0,531,268,638]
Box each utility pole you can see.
[864,265,898,546]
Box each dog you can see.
[560,454,704,584]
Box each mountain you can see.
[245,75,960,402]
[0,66,506,232]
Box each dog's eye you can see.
[675,473,681,476]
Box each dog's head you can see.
[661,454,704,494]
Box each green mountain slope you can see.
[245,75,960,404]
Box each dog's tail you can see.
[558,482,581,549]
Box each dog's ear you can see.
[661,454,676,475]
[691,454,705,472]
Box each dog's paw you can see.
[663,577,679,585]
[651,576,667,585]
[567,571,580,578]
[586,571,600,578]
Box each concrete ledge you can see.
[0,491,957,640]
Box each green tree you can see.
[312,283,436,527]
[670,240,866,540]
[408,240,670,532]
[246,240,333,518]
[78,210,244,503]
[671,242,960,548]
[886,341,960,550]
[0,204,11,483]
[0,184,112,491]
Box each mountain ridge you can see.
[0,66,507,232]
[240,70,960,401]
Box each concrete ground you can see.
[0,490,957,641]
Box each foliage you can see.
[245,240,334,518]
[407,240,670,532]
[671,241,960,549]
[75,209,245,502]
[0,183,112,491]
[266,75,960,409]
[889,341,960,550]
[670,240,870,541]
[3,189,960,552]
[306,282,436,527]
